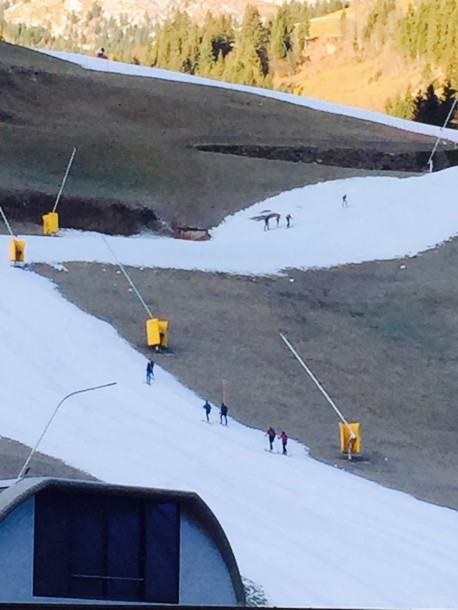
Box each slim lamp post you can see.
[15,382,116,483]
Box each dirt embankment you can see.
[195,144,458,172]
[0,436,96,481]
[1,191,164,236]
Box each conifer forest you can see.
[1,0,457,126]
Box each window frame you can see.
[33,489,180,603]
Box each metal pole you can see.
[0,206,15,237]
[15,381,116,483]
[426,98,458,171]
[222,379,228,404]
[279,332,355,438]
[52,147,77,213]
[101,236,154,318]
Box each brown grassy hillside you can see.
[0,42,440,233]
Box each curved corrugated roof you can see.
[0,477,245,605]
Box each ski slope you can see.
[2,255,458,608]
[16,166,458,276]
[1,51,458,608]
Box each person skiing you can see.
[203,400,212,422]
[286,213,292,228]
[146,360,154,384]
[275,213,281,228]
[220,402,228,426]
[342,194,348,208]
[279,431,288,455]
[266,427,276,451]
[264,216,270,231]
[95,47,108,59]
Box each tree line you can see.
[1,0,457,127]
[0,0,344,86]
[357,0,458,127]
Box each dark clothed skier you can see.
[220,403,228,426]
[342,194,348,208]
[266,427,276,451]
[286,213,292,228]
[264,216,270,231]
[203,400,212,422]
[279,431,288,455]
[146,360,154,384]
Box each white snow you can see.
[1,49,458,608]
[17,167,458,276]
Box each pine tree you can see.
[413,84,441,125]
[238,4,269,77]
[438,80,457,127]
[385,85,415,119]
[196,30,214,77]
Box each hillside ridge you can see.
[0,41,440,235]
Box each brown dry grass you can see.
[280,2,425,113]
[282,57,424,113]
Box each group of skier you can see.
[266,427,288,455]
[263,213,293,231]
[203,400,228,425]
[203,400,288,454]
[146,366,288,453]
[263,194,349,232]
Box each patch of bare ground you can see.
[0,436,96,481]
[33,235,458,512]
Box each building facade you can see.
[0,478,245,606]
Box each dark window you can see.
[34,489,179,603]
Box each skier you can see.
[203,400,212,422]
[266,427,276,451]
[220,402,228,426]
[286,213,292,228]
[264,216,270,231]
[275,213,281,228]
[279,431,288,455]
[95,47,108,59]
[146,360,154,384]
[342,194,348,208]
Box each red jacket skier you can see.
[279,431,288,455]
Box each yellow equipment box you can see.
[339,422,361,456]
[146,318,169,349]
[43,212,59,235]
[9,239,26,263]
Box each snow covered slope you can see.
[1,260,458,608]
